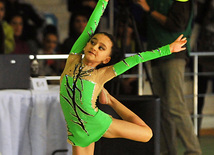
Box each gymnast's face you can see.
[84,33,112,66]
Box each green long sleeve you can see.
[113,45,171,76]
[69,0,108,54]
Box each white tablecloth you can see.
[0,86,72,155]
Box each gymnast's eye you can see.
[91,40,95,45]
[99,46,105,50]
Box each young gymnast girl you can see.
[60,0,187,154]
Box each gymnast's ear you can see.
[102,56,111,64]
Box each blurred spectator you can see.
[61,8,91,53]
[67,0,97,13]
[5,0,44,54]
[110,1,147,95]
[65,0,98,42]
[115,19,136,53]
[81,0,97,9]
[115,19,138,95]
[0,0,15,54]
[0,22,4,53]
[193,0,214,134]
[60,9,91,77]
[9,14,30,54]
[67,0,112,35]
[37,25,60,77]
[137,0,202,154]
[114,0,147,43]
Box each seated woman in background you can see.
[9,14,30,54]
[61,7,91,53]
[37,25,61,79]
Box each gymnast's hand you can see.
[99,88,111,105]
[170,34,187,53]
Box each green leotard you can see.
[60,0,171,147]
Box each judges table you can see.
[0,86,72,155]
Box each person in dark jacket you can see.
[136,0,202,154]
